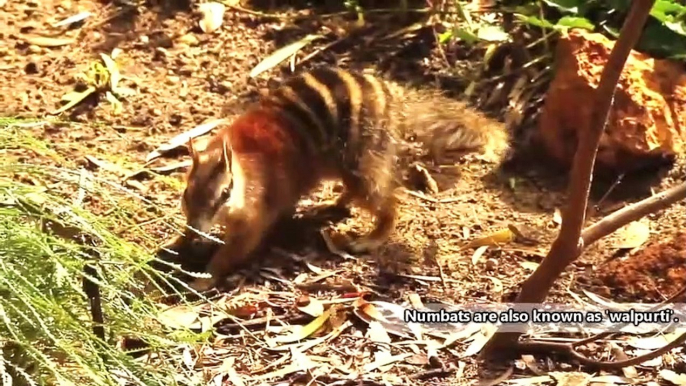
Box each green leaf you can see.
[652,0,686,17]
[515,14,556,29]
[637,21,686,58]
[513,4,541,16]
[556,16,595,30]
[438,30,453,44]
[453,28,479,44]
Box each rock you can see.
[537,29,686,172]
[177,33,199,47]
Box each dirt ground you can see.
[2,0,686,385]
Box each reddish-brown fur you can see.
[180,67,510,291]
[187,107,343,290]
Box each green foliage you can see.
[440,0,686,59]
[514,0,686,59]
[0,123,207,386]
[441,1,512,46]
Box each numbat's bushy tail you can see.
[180,66,511,290]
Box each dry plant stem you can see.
[483,285,686,369]
[480,0,656,359]
[83,264,105,342]
[582,181,686,246]
[516,331,686,369]
[573,284,686,348]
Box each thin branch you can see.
[517,331,686,369]
[480,0,656,359]
[556,0,656,261]
[572,284,686,348]
[582,181,686,246]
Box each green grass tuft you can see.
[0,119,208,386]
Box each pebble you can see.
[178,33,199,46]
[25,61,39,74]
[485,258,498,271]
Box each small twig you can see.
[217,313,313,333]
[592,173,625,214]
[83,262,105,342]
[517,331,686,369]
[225,4,437,20]
[582,181,686,246]
[573,284,686,348]
[476,364,514,386]
[298,35,352,66]
[405,189,438,202]
[410,363,457,380]
[424,239,446,289]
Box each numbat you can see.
[180,66,510,290]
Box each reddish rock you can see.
[593,231,686,302]
[537,29,686,171]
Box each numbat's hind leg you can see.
[346,191,398,253]
[340,144,399,253]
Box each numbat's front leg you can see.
[188,152,304,291]
[190,205,276,291]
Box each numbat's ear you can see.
[221,139,231,171]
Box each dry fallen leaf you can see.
[198,2,225,33]
[249,34,323,78]
[253,349,318,380]
[100,53,120,91]
[353,297,389,323]
[270,307,332,344]
[471,245,489,265]
[367,320,391,344]
[590,375,633,384]
[660,369,686,386]
[53,11,91,27]
[221,357,245,386]
[519,261,539,271]
[462,325,496,357]
[157,304,201,330]
[614,220,650,250]
[553,207,563,225]
[362,353,411,373]
[297,295,324,317]
[23,35,74,47]
[408,293,424,309]
[627,333,676,350]
[463,228,515,250]
[145,118,227,163]
[51,86,96,115]
[549,371,592,386]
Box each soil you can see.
[1,0,685,385]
